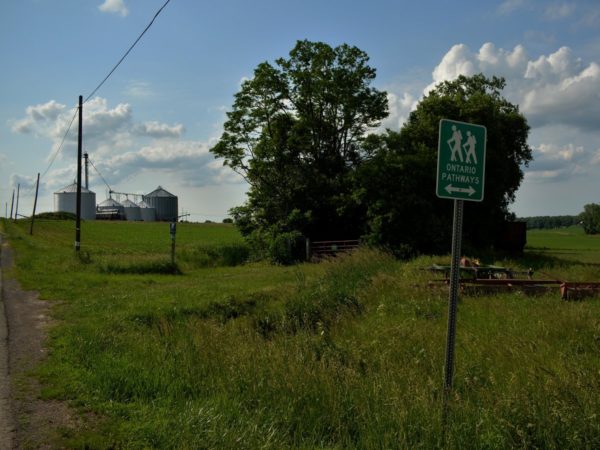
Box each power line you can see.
[87,157,112,192]
[84,0,172,103]
[15,1,172,198]
[41,107,79,180]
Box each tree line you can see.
[520,215,580,230]
[211,40,533,262]
[520,204,600,235]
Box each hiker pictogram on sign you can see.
[437,119,487,202]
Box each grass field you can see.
[526,225,600,265]
[2,219,600,449]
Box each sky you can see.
[1,0,600,221]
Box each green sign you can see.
[436,119,487,202]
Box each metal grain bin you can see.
[96,197,125,220]
[143,186,178,222]
[121,198,142,221]
[54,182,96,220]
[138,200,156,222]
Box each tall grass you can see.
[2,219,600,448]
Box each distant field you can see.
[526,225,600,264]
[2,219,600,449]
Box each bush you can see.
[100,260,181,275]
[179,242,250,268]
[246,229,306,265]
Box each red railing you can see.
[310,239,359,258]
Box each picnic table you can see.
[428,264,533,280]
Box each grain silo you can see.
[143,186,178,221]
[96,197,125,220]
[138,200,156,222]
[121,198,142,221]
[54,182,96,220]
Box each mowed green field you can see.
[527,225,600,264]
[2,219,600,449]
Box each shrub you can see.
[246,229,306,265]
[179,242,250,268]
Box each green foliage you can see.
[520,215,581,229]
[580,203,600,234]
[211,40,388,241]
[100,260,182,275]
[245,228,306,265]
[33,211,78,220]
[178,242,250,268]
[358,74,533,255]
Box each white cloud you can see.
[418,43,600,132]
[498,0,528,15]
[380,92,417,131]
[524,142,599,181]
[9,173,37,191]
[133,121,185,139]
[544,2,576,20]
[11,97,234,193]
[124,80,154,98]
[78,140,229,190]
[382,41,600,188]
[98,0,129,17]
[11,100,67,135]
[522,60,600,130]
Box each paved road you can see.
[0,234,16,449]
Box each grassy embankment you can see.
[2,219,600,449]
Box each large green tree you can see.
[357,74,533,255]
[211,40,388,240]
[580,203,600,234]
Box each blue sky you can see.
[2,0,600,221]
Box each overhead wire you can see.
[84,0,172,103]
[21,0,173,196]
[19,106,79,197]
[41,107,79,180]
[87,157,112,192]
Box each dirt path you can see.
[0,234,78,449]
[0,235,16,450]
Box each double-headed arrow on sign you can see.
[444,184,476,196]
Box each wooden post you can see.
[170,222,176,265]
[29,173,40,235]
[75,95,82,253]
[9,190,14,220]
[84,152,89,189]
[14,184,20,222]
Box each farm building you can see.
[143,186,178,222]
[54,182,96,220]
[121,198,142,221]
[138,200,156,222]
[96,197,125,220]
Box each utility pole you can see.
[14,184,20,222]
[30,173,40,235]
[9,190,14,219]
[75,95,82,253]
[84,152,89,189]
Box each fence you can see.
[308,239,360,259]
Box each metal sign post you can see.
[437,119,486,434]
[444,199,463,391]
